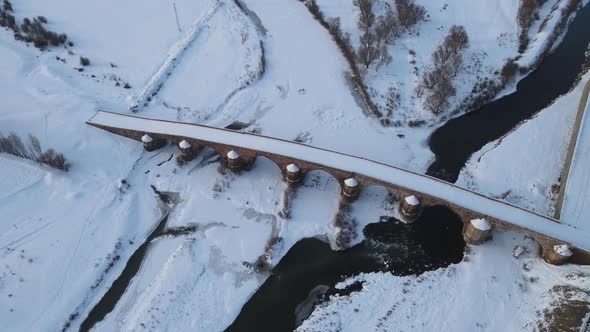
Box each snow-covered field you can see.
[458,72,590,217]
[1,0,589,331]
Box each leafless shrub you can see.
[418,25,469,114]
[278,186,295,219]
[517,0,543,53]
[304,0,323,21]
[395,0,426,31]
[354,0,376,34]
[500,59,519,84]
[299,0,383,120]
[80,56,90,66]
[333,200,358,249]
[384,85,400,117]
[0,132,70,171]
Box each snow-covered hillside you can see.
[0,0,589,331]
[316,0,579,124]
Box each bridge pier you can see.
[225,150,255,172]
[400,195,422,223]
[177,140,198,163]
[284,163,302,187]
[542,244,573,265]
[463,218,492,245]
[141,134,166,152]
[342,177,360,201]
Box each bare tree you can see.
[395,0,426,31]
[418,25,469,114]
[353,0,375,34]
[357,30,380,69]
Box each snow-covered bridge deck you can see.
[87,111,590,261]
[560,80,590,234]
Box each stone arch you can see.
[300,168,343,192]
[250,155,284,178]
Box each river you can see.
[428,3,590,182]
[225,206,465,331]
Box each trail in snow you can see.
[130,1,222,113]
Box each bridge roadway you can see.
[87,110,590,261]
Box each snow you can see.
[287,163,300,173]
[227,150,240,160]
[344,177,358,188]
[458,72,590,217]
[561,81,590,230]
[0,0,588,331]
[554,244,573,257]
[298,232,590,332]
[178,140,191,149]
[404,195,420,206]
[88,110,590,252]
[471,218,492,231]
[141,134,153,143]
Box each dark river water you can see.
[428,3,590,182]
[225,206,465,332]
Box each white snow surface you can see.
[344,177,359,188]
[554,244,573,257]
[471,218,492,231]
[227,150,240,159]
[404,195,420,206]
[88,110,590,251]
[287,163,300,173]
[1,0,589,331]
[179,140,191,149]
[141,134,153,143]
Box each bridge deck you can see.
[87,111,590,252]
[561,84,590,233]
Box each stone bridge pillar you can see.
[177,140,198,163]
[141,134,166,152]
[400,195,422,223]
[342,177,360,201]
[285,163,302,186]
[463,218,492,245]
[542,244,573,265]
[225,150,255,171]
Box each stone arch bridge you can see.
[87,111,590,265]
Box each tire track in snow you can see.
[130,0,222,113]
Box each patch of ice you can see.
[141,134,153,143]
[470,218,492,231]
[553,244,572,257]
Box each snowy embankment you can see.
[130,0,221,113]
[457,72,590,218]
[140,0,265,124]
[316,0,576,123]
[298,232,590,332]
